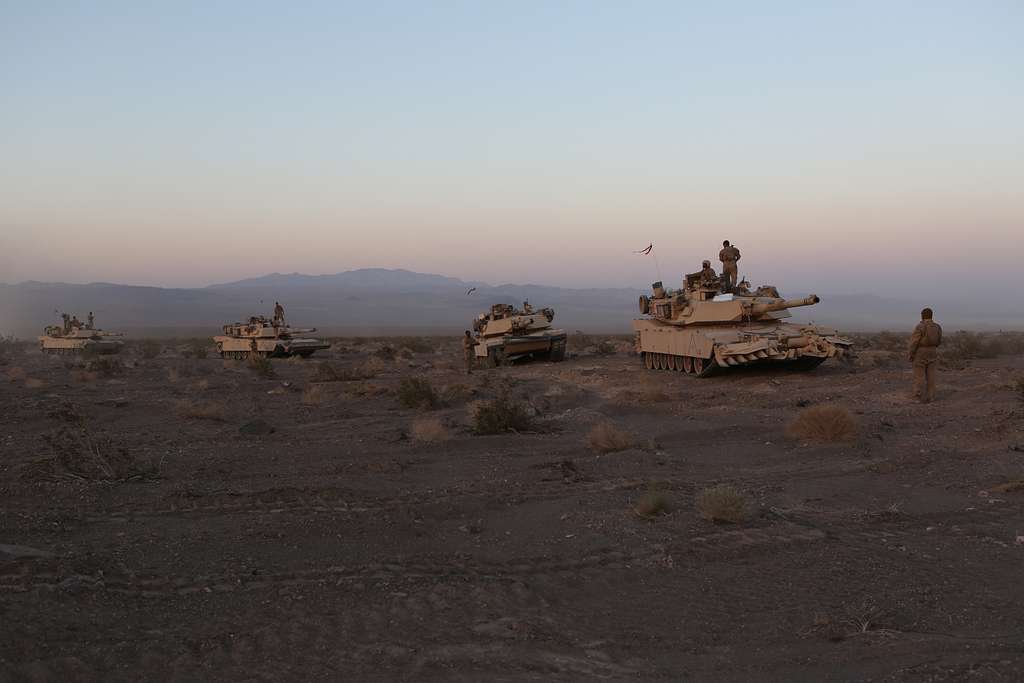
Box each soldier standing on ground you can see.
[462,330,479,375]
[719,240,741,290]
[273,301,285,326]
[908,307,942,403]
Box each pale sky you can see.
[2,1,1022,298]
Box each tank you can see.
[38,313,124,355]
[472,302,567,367]
[213,315,330,359]
[633,269,852,377]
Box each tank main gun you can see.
[746,295,820,317]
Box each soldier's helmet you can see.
[702,260,711,267]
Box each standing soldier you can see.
[61,313,70,334]
[87,312,94,330]
[718,240,741,290]
[273,301,285,327]
[908,307,942,403]
[462,330,479,375]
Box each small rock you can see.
[239,419,275,436]
[0,543,55,560]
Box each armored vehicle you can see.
[214,316,330,359]
[38,313,124,355]
[633,269,852,376]
[472,302,567,367]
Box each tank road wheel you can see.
[653,353,662,370]
[692,356,717,378]
[666,354,675,371]
[643,352,654,370]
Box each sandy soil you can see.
[2,339,1023,681]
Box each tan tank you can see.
[214,315,330,359]
[472,302,567,367]
[38,313,124,355]
[633,269,852,376]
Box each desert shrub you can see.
[86,356,124,377]
[25,377,46,389]
[696,485,746,523]
[411,417,449,442]
[593,340,617,356]
[344,381,389,398]
[191,378,210,392]
[177,400,228,421]
[188,339,209,359]
[440,383,472,404]
[0,335,18,365]
[634,488,670,518]
[247,354,276,378]
[398,337,434,354]
[71,369,99,383]
[302,384,326,406]
[167,366,181,383]
[6,366,26,382]
[472,393,533,434]
[40,420,157,481]
[398,377,438,409]
[139,339,161,359]
[1014,376,1024,403]
[786,404,858,443]
[374,344,397,360]
[312,359,383,382]
[586,421,636,453]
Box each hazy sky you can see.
[2,1,1022,297]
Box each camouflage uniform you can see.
[908,318,942,402]
[719,245,741,289]
[462,333,479,374]
[273,302,285,326]
[699,263,718,286]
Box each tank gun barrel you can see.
[748,295,820,316]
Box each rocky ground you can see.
[1,335,1023,681]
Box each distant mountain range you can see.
[1,268,1020,338]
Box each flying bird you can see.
[466,287,477,295]
[634,243,653,255]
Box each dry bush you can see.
[472,393,533,434]
[989,479,1024,494]
[1014,376,1024,403]
[398,337,434,354]
[593,340,618,356]
[247,354,276,378]
[167,367,181,383]
[440,383,472,404]
[634,489,670,518]
[586,421,636,453]
[182,339,209,359]
[177,399,228,421]
[786,404,858,443]
[86,357,124,377]
[139,339,161,359]
[374,344,397,360]
[39,421,157,481]
[344,381,390,398]
[696,485,746,523]
[0,335,19,365]
[71,369,99,383]
[25,377,46,389]
[411,417,450,442]
[302,384,327,406]
[191,378,210,392]
[311,358,383,382]
[6,366,26,382]
[398,377,438,409]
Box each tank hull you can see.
[214,335,330,359]
[474,330,567,367]
[38,336,124,355]
[632,320,850,376]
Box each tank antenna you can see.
[633,242,663,283]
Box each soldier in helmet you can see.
[718,240,741,290]
[908,307,942,403]
[61,313,71,335]
[273,301,285,327]
[87,312,94,330]
[462,330,479,375]
[699,260,718,286]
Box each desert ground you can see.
[2,332,1024,681]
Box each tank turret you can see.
[213,314,330,359]
[633,265,852,376]
[471,302,566,367]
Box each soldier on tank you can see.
[71,315,81,330]
[719,240,741,290]
[462,330,479,375]
[61,313,71,334]
[699,260,718,286]
[908,307,942,403]
[87,312,94,330]
[273,301,285,327]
